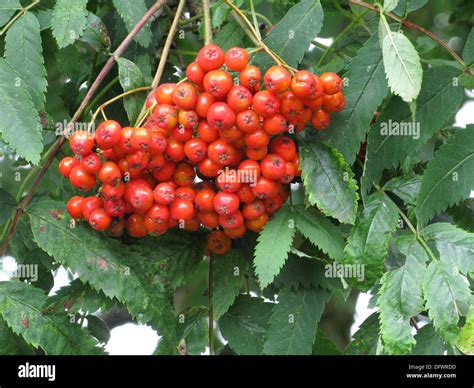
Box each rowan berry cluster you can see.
[59,44,344,254]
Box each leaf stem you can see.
[347,0,473,76]
[87,87,152,131]
[82,76,120,120]
[0,0,166,257]
[0,0,40,36]
[376,185,438,262]
[248,0,262,41]
[202,0,212,45]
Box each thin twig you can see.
[347,0,473,76]
[202,0,212,45]
[0,0,166,257]
[0,0,40,36]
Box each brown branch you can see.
[0,0,166,257]
[347,0,473,76]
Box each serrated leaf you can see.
[463,28,474,65]
[377,236,428,354]
[383,0,398,13]
[424,223,474,276]
[177,308,207,355]
[343,192,399,291]
[317,34,388,164]
[212,250,247,320]
[51,0,88,48]
[220,295,273,355]
[113,0,152,48]
[0,187,16,225]
[384,174,421,205]
[0,59,43,164]
[416,126,474,226]
[254,205,296,288]
[411,324,446,355]
[299,139,358,224]
[293,205,345,261]
[362,66,464,197]
[312,329,341,355]
[263,286,330,355]
[0,0,21,28]
[457,309,474,355]
[0,281,105,355]
[28,200,179,353]
[275,254,340,291]
[214,20,242,51]
[0,318,35,355]
[5,13,47,110]
[345,313,380,355]
[393,0,428,16]
[423,260,472,344]
[382,30,422,102]
[117,57,146,124]
[86,315,110,343]
[48,279,118,315]
[255,0,324,69]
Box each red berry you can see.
[311,109,331,130]
[203,70,234,99]
[320,72,343,95]
[264,66,291,94]
[89,208,112,230]
[252,90,280,118]
[213,191,240,215]
[227,85,253,112]
[155,83,176,104]
[239,66,261,93]
[195,92,216,118]
[94,120,121,150]
[186,61,206,84]
[154,182,176,205]
[59,156,79,178]
[172,82,197,110]
[81,196,103,220]
[126,214,148,237]
[225,47,249,71]
[66,196,85,219]
[269,136,296,161]
[80,153,102,174]
[69,166,96,191]
[169,198,195,220]
[197,44,225,71]
[69,131,94,155]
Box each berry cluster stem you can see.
[0,0,166,257]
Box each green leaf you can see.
[299,139,358,224]
[28,200,179,353]
[463,28,474,64]
[0,317,35,355]
[382,30,422,102]
[377,236,428,354]
[263,286,330,355]
[275,254,338,291]
[424,223,474,276]
[416,126,474,226]
[113,0,152,48]
[0,59,43,164]
[117,57,146,124]
[362,66,464,197]
[177,307,207,355]
[212,249,247,320]
[47,279,118,315]
[0,188,16,225]
[393,0,428,15]
[51,0,88,48]
[86,315,110,343]
[293,205,345,261]
[411,324,446,355]
[5,13,47,111]
[256,0,324,69]
[220,295,273,355]
[423,260,472,344]
[457,309,474,355]
[343,192,399,291]
[312,329,341,355]
[214,20,242,51]
[317,34,388,164]
[254,205,296,288]
[383,0,398,13]
[0,0,21,28]
[0,281,105,355]
[345,313,380,355]
[384,174,421,205]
